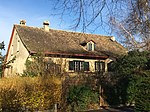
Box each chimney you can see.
[110,36,115,41]
[43,21,49,32]
[20,20,26,25]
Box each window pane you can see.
[95,61,105,72]
[80,61,85,71]
[75,61,80,71]
[69,61,90,72]
[95,62,99,71]
[69,61,74,70]
[84,62,89,71]
[88,43,92,51]
[94,43,96,50]
[108,62,113,72]
[101,62,105,72]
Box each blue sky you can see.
[0,0,110,54]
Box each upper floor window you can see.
[87,41,96,51]
[69,60,89,72]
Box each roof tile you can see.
[15,25,127,58]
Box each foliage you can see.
[127,70,150,112]
[109,50,150,111]
[0,42,5,50]
[111,50,149,77]
[102,77,129,105]
[0,76,62,111]
[0,41,16,77]
[0,41,5,78]
[23,53,61,77]
[67,85,99,111]
[23,53,46,77]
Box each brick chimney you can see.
[20,20,26,25]
[43,21,49,32]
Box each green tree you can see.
[67,85,99,111]
[129,70,150,112]
[110,50,150,111]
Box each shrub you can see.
[67,85,99,111]
[109,50,150,111]
[23,53,61,77]
[132,71,150,112]
[0,76,62,111]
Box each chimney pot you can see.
[43,21,49,32]
[20,20,26,25]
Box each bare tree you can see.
[110,0,150,50]
[51,0,150,50]
[52,0,122,31]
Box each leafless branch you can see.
[50,0,150,50]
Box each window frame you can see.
[87,41,96,51]
[95,61,105,73]
[69,60,90,72]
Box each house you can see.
[3,20,127,77]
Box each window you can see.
[45,62,61,74]
[87,41,96,51]
[88,43,92,51]
[95,61,105,72]
[107,61,113,72]
[69,61,74,70]
[69,61,89,72]
[84,62,89,71]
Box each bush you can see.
[0,76,62,111]
[23,53,61,77]
[67,85,99,111]
[133,71,150,112]
[109,50,150,111]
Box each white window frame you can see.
[87,41,95,51]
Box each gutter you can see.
[29,51,109,59]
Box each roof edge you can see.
[29,51,109,59]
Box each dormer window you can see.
[80,40,96,51]
[87,41,95,51]
[88,43,92,51]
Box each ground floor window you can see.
[69,60,89,72]
[95,61,105,72]
[45,62,61,74]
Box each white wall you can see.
[4,29,29,77]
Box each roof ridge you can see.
[49,28,112,37]
[14,24,41,29]
[14,24,112,38]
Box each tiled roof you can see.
[15,25,127,58]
